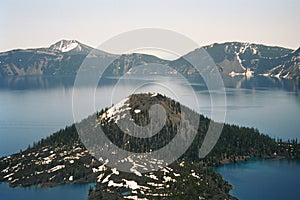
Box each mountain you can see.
[172,42,298,78]
[269,47,300,78]
[204,42,299,78]
[1,93,299,199]
[103,53,168,76]
[0,40,299,78]
[0,40,111,76]
[49,39,93,54]
[0,40,166,76]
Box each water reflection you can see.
[0,74,299,151]
[0,75,299,94]
[221,75,300,94]
[0,75,76,90]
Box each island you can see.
[1,93,299,199]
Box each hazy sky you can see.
[1,0,299,53]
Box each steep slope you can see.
[1,41,299,78]
[0,40,110,76]
[1,93,299,199]
[49,39,93,54]
[0,48,59,76]
[102,53,169,76]
[170,42,297,78]
[265,47,300,78]
[0,40,166,76]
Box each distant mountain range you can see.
[0,40,299,79]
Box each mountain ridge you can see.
[0,39,299,79]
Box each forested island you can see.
[1,93,299,199]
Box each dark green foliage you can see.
[101,93,181,153]
[0,124,101,187]
[32,125,78,149]
[1,93,299,199]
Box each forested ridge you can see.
[0,93,299,199]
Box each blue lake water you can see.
[0,182,94,200]
[216,159,300,200]
[0,75,299,199]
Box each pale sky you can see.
[1,0,299,53]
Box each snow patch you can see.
[130,168,142,177]
[260,73,270,77]
[124,196,142,200]
[173,172,180,177]
[163,176,175,183]
[48,165,65,173]
[128,157,143,177]
[108,180,123,187]
[161,168,169,174]
[145,173,158,180]
[251,46,257,54]
[123,179,140,190]
[111,168,119,175]
[147,182,164,187]
[239,43,250,54]
[51,40,79,52]
[283,72,290,79]
[97,173,105,182]
[235,53,246,70]
[191,172,200,179]
[245,68,254,78]
[102,173,112,183]
[134,109,141,114]
[101,97,130,123]
[4,173,14,179]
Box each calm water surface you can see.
[0,75,299,199]
[0,182,94,200]
[216,159,300,200]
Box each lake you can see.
[0,75,299,199]
[216,159,300,199]
[0,183,94,200]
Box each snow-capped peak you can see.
[50,40,79,52]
